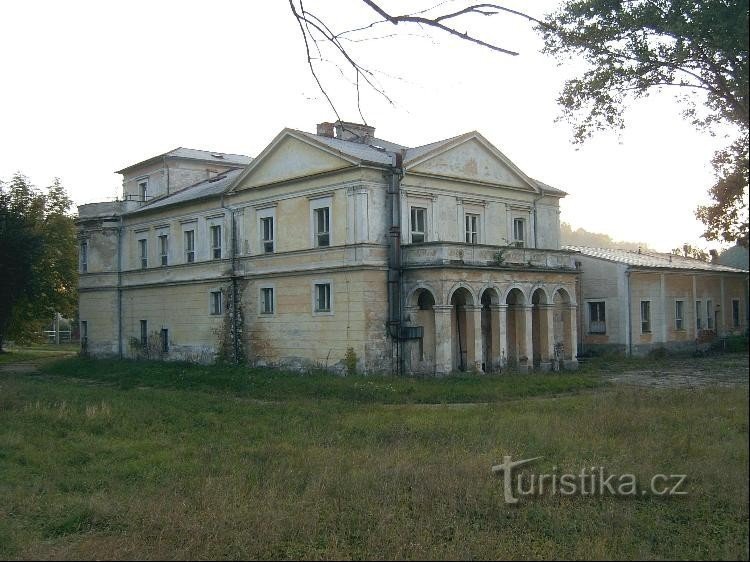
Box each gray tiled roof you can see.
[117,147,251,173]
[293,130,396,165]
[127,168,243,215]
[566,246,748,273]
[533,179,567,196]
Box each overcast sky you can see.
[0,0,736,252]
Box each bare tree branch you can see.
[288,0,536,122]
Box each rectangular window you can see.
[675,300,684,331]
[160,328,169,353]
[465,214,479,244]
[210,290,223,315]
[261,216,274,253]
[80,320,88,341]
[138,238,148,269]
[80,241,88,273]
[140,319,148,348]
[641,301,651,333]
[184,230,195,263]
[732,299,740,328]
[588,302,606,334]
[159,234,168,266]
[695,300,702,330]
[706,300,713,329]
[513,218,526,247]
[314,207,330,247]
[410,207,426,243]
[261,287,274,314]
[139,180,148,202]
[210,225,222,259]
[315,283,331,312]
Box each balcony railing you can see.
[402,242,577,270]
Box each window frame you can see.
[706,300,713,330]
[640,300,651,333]
[513,217,526,247]
[158,234,168,266]
[314,207,330,248]
[410,206,426,244]
[588,301,606,334]
[138,178,149,202]
[139,319,148,348]
[160,328,169,353]
[80,240,88,273]
[260,286,275,315]
[695,300,702,331]
[312,281,333,316]
[261,216,274,253]
[310,197,333,249]
[675,300,684,331]
[464,213,479,244]
[210,224,222,260]
[184,229,195,263]
[209,290,223,316]
[138,238,148,269]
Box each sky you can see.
[0,0,737,252]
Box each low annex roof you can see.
[116,147,252,174]
[126,168,243,215]
[566,246,749,273]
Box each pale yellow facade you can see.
[77,123,582,374]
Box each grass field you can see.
[0,343,78,365]
[0,354,747,559]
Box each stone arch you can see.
[502,285,528,305]
[478,284,502,306]
[446,282,477,307]
[406,283,440,307]
[531,287,551,368]
[552,287,575,362]
[504,286,528,367]
[551,285,575,305]
[404,285,438,375]
[450,286,476,371]
[479,286,502,372]
[530,285,551,305]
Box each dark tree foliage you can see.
[0,174,77,350]
[541,0,749,246]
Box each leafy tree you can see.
[540,0,749,246]
[0,174,77,351]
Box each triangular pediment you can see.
[407,134,538,191]
[232,130,357,190]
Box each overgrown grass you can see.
[0,357,747,559]
[41,357,603,404]
[0,344,78,364]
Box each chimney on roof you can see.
[333,120,375,144]
[683,244,689,257]
[316,122,335,138]
[709,249,719,263]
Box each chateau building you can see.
[77,121,582,374]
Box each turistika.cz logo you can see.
[491,456,687,504]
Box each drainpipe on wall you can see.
[626,268,633,356]
[116,219,123,358]
[220,194,240,363]
[386,150,405,375]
